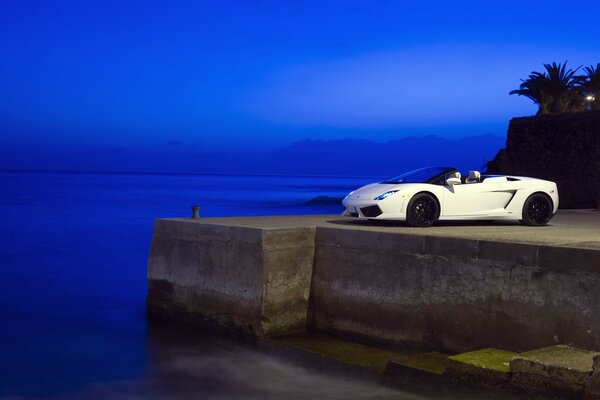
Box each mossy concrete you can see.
[445,348,517,386]
[510,345,599,397]
[271,333,600,399]
[385,352,450,377]
[274,332,409,372]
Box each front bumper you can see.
[342,204,383,218]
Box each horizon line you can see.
[0,167,385,180]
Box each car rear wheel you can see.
[521,193,553,226]
[406,193,439,227]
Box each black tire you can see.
[406,193,439,227]
[521,193,553,226]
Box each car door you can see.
[442,181,513,216]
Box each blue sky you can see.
[1,0,599,159]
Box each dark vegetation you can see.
[487,61,600,208]
[487,110,600,209]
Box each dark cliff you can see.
[487,110,600,209]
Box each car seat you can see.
[466,170,481,183]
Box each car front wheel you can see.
[406,193,439,227]
[521,193,553,226]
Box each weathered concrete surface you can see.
[445,348,517,386]
[585,355,600,399]
[311,211,600,352]
[312,237,600,352]
[385,352,449,379]
[148,210,600,349]
[274,332,410,372]
[510,345,599,397]
[147,219,315,337]
[185,209,600,249]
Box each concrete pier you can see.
[147,210,600,397]
[148,210,600,348]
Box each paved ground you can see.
[168,209,600,249]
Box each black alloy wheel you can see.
[521,193,553,226]
[406,193,439,227]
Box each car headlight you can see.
[374,190,398,200]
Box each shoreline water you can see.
[0,170,533,399]
[0,171,360,399]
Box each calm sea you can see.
[0,171,508,400]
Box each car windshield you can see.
[382,166,456,184]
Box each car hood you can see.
[345,183,417,201]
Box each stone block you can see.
[510,345,599,397]
[445,348,517,386]
[147,219,316,337]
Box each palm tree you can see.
[510,62,581,114]
[509,71,552,115]
[544,62,582,113]
[580,63,600,110]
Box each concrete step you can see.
[510,345,600,397]
[445,347,518,386]
[273,331,600,399]
[274,331,453,378]
[273,332,410,372]
[385,351,450,380]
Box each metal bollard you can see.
[191,205,201,219]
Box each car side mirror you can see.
[446,177,461,187]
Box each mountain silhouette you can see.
[262,134,504,176]
[1,134,505,176]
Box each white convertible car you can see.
[342,166,558,227]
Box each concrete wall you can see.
[147,217,600,353]
[312,227,600,353]
[147,219,315,337]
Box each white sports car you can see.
[342,166,558,227]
